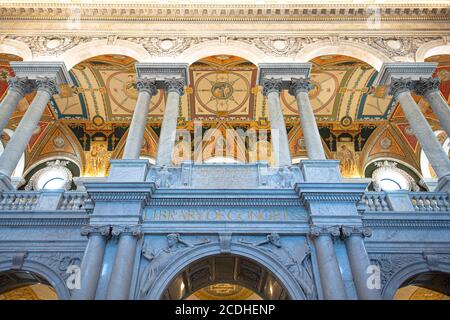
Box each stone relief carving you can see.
[369,253,450,289]
[119,36,217,57]
[239,233,316,299]
[4,35,104,56]
[342,36,442,59]
[3,34,444,60]
[139,233,210,298]
[25,160,73,191]
[26,252,83,288]
[371,160,420,192]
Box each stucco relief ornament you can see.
[139,234,210,298]
[239,233,316,299]
[25,160,73,191]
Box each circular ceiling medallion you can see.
[92,115,105,127]
[340,116,353,127]
[194,71,250,116]
[123,79,138,100]
[211,82,234,100]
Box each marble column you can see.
[71,225,110,300]
[156,78,185,166]
[106,225,142,300]
[0,77,33,135]
[341,226,381,300]
[123,79,158,159]
[262,78,291,167]
[310,225,347,300]
[413,77,450,138]
[389,78,450,179]
[289,78,326,160]
[0,77,58,178]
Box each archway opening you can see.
[394,272,450,300]
[161,254,291,300]
[0,270,58,300]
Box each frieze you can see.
[2,34,446,60]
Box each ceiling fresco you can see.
[0,53,448,179]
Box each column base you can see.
[108,159,149,182]
[300,160,342,183]
[0,173,15,191]
[435,174,450,193]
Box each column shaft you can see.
[396,90,450,178]
[71,232,108,300]
[156,79,184,166]
[289,78,326,160]
[123,91,152,159]
[263,78,291,167]
[0,90,22,135]
[106,227,141,300]
[0,79,56,177]
[343,229,381,300]
[423,90,450,138]
[313,234,347,299]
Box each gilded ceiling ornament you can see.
[52,136,65,149]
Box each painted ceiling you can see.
[0,53,448,179]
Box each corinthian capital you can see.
[288,77,314,96]
[388,77,413,99]
[80,225,111,237]
[413,77,441,97]
[164,77,185,96]
[111,225,143,238]
[262,78,282,96]
[7,76,34,96]
[136,78,158,96]
[341,226,372,239]
[35,76,59,96]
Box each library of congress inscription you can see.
[145,208,306,222]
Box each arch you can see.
[0,259,70,300]
[60,39,152,70]
[0,39,33,61]
[416,40,450,62]
[179,40,268,65]
[144,242,306,300]
[382,260,450,300]
[296,40,392,71]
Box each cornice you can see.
[0,3,449,23]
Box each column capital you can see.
[413,77,441,97]
[136,78,158,96]
[35,76,59,96]
[164,77,185,96]
[288,77,314,96]
[7,76,34,96]
[111,224,143,238]
[341,226,372,239]
[80,225,111,237]
[388,77,413,99]
[309,225,341,238]
[262,77,283,96]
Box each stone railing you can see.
[409,192,450,212]
[0,190,89,211]
[0,191,40,210]
[57,192,90,211]
[363,191,450,212]
[361,192,391,212]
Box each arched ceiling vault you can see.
[0,53,448,178]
